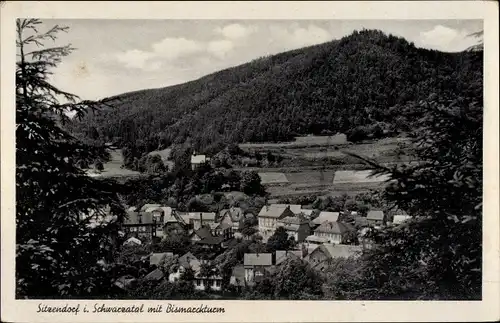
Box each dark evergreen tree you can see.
[16,19,124,298]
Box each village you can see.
[85,154,412,297]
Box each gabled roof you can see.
[123,237,142,245]
[244,253,272,267]
[319,244,363,259]
[279,214,308,225]
[143,268,164,281]
[150,252,174,266]
[189,212,217,221]
[275,250,303,265]
[140,204,161,212]
[258,204,298,218]
[220,207,244,222]
[367,210,385,221]
[305,235,328,243]
[312,211,340,225]
[197,236,224,245]
[314,221,355,234]
[192,226,213,240]
[178,252,200,271]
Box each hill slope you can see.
[68,29,482,157]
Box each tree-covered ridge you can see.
[67,29,483,156]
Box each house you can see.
[193,271,223,291]
[311,211,340,226]
[354,216,369,228]
[122,210,155,239]
[191,154,210,170]
[243,253,273,285]
[305,244,362,271]
[366,210,386,226]
[300,209,316,219]
[213,221,234,240]
[277,214,310,242]
[229,264,246,287]
[313,221,356,244]
[190,226,213,243]
[275,250,304,265]
[150,252,174,267]
[258,204,297,241]
[392,214,412,225]
[190,212,217,230]
[168,252,201,283]
[219,207,255,231]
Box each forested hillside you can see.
[67,29,482,157]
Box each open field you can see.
[87,149,143,178]
[238,137,412,198]
[258,172,289,184]
[239,134,348,149]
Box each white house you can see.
[392,214,412,225]
[258,204,299,241]
[191,154,210,170]
[243,253,273,285]
[313,221,356,244]
[311,211,340,226]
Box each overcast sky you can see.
[36,19,482,100]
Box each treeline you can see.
[66,29,483,157]
[119,162,266,211]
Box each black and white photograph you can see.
[1,1,499,322]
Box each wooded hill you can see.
[67,29,483,157]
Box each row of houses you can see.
[118,241,363,292]
[121,201,410,248]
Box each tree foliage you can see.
[344,63,483,300]
[15,19,125,298]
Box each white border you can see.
[1,1,499,322]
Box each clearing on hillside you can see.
[333,170,390,184]
[258,172,289,184]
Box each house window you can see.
[214,280,221,287]
[196,280,201,286]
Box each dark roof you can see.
[197,236,224,245]
[143,268,164,281]
[178,252,199,268]
[192,226,213,240]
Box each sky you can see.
[32,19,483,101]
